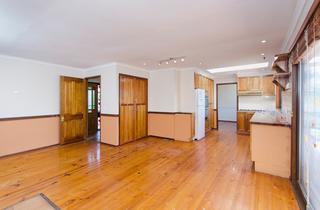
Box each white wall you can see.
[0,55,84,118]
[85,63,149,114]
[149,69,179,112]
[148,67,200,113]
[178,68,195,113]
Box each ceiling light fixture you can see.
[261,40,267,43]
[261,53,265,56]
[158,56,186,65]
[143,62,147,66]
[207,62,269,74]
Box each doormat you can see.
[4,193,60,210]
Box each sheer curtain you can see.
[299,34,320,209]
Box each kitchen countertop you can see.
[250,111,291,127]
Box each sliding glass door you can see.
[298,40,320,209]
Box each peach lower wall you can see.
[0,116,59,157]
[101,115,119,146]
[148,113,194,141]
[251,123,291,178]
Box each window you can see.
[298,40,320,209]
[88,87,96,113]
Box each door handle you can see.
[61,116,64,123]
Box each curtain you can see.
[299,37,320,209]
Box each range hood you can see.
[238,90,263,96]
[272,53,290,90]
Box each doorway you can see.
[217,83,237,123]
[87,76,101,142]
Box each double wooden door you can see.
[119,74,147,144]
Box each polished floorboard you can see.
[0,122,299,210]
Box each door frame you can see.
[85,75,101,142]
[216,82,238,125]
[118,73,148,145]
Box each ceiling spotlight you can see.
[261,40,267,43]
[158,63,161,66]
[166,61,169,65]
[181,58,185,62]
[143,62,147,66]
[261,53,265,56]
[173,60,177,63]
[199,62,202,65]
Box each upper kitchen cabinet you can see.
[238,77,249,91]
[247,77,261,90]
[237,75,275,96]
[261,75,275,96]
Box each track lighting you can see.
[158,56,186,66]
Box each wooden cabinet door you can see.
[245,112,255,133]
[119,75,147,144]
[238,78,248,91]
[262,76,275,96]
[134,78,147,139]
[237,112,246,133]
[60,76,86,145]
[247,77,261,90]
[120,76,135,144]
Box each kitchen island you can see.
[250,111,291,178]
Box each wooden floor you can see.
[0,122,299,210]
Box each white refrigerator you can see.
[194,89,205,140]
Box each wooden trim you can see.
[0,114,59,121]
[148,111,193,115]
[291,64,307,209]
[101,113,119,117]
[218,120,236,123]
[0,144,59,159]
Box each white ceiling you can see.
[0,0,298,70]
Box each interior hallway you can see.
[0,122,298,209]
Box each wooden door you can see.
[119,75,147,144]
[87,83,98,136]
[60,76,86,145]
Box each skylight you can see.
[207,62,269,74]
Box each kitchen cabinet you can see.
[238,77,249,91]
[238,76,261,92]
[247,77,261,90]
[238,75,275,96]
[262,75,275,96]
[237,111,255,135]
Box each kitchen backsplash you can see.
[239,95,276,111]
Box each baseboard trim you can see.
[0,144,59,159]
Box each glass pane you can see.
[299,40,320,209]
[88,90,92,111]
[92,90,96,110]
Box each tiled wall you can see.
[238,96,276,111]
